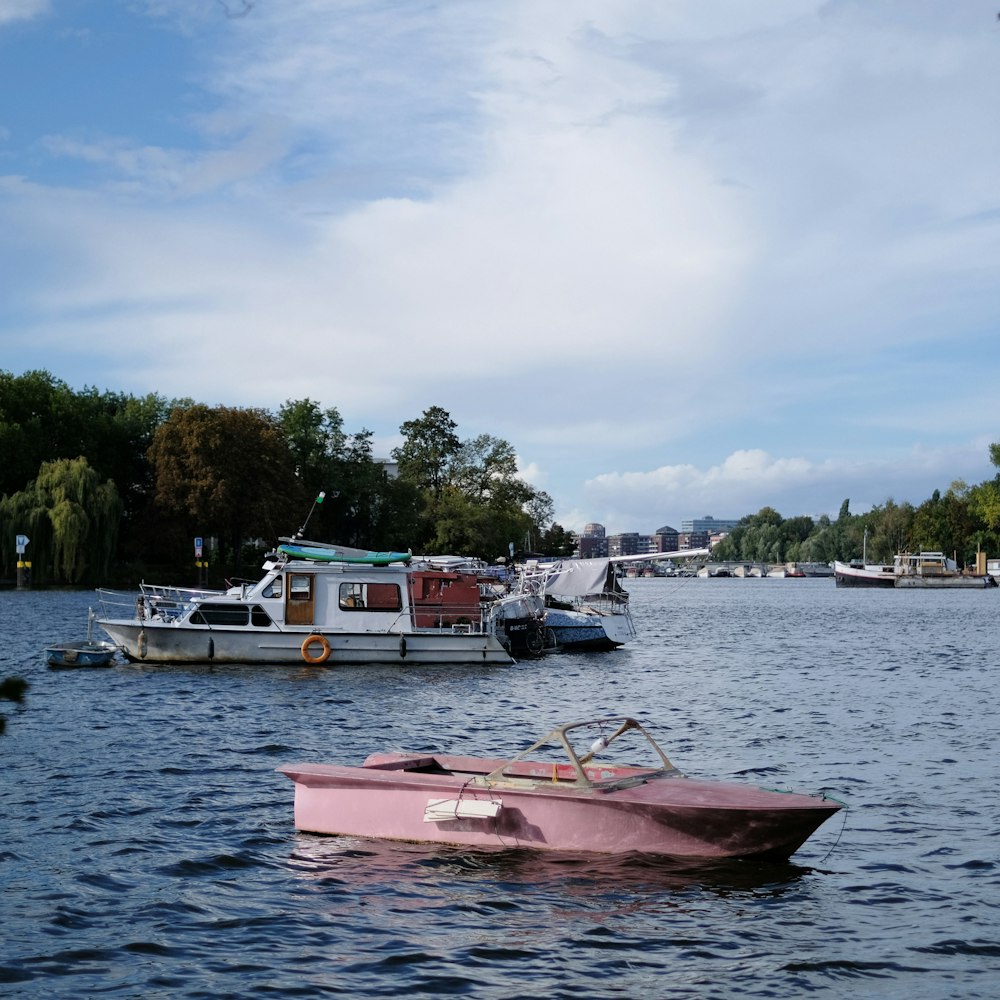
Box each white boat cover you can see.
[530,549,707,599]
[540,560,615,598]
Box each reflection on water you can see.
[289,833,818,912]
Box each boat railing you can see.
[406,601,490,633]
[138,583,224,621]
[513,565,631,613]
[96,583,223,623]
[96,588,140,621]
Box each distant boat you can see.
[834,552,998,589]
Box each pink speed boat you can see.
[278,717,843,860]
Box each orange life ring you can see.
[301,633,331,664]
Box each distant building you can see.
[679,531,710,550]
[680,515,740,534]
[577,522,608,558]
[572,519,720,558]
[653,524,680,552]
[608,532,642,558]
[578,534,608,558]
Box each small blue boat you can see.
[46,641,119,669]
[45,609,119,669]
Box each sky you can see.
[2,1,999,537]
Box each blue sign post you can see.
[15,534,30,589]
[194,536,205,586]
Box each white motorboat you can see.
[96,540,542,666]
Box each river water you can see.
[2,578,999,998]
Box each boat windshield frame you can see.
[478,716,678,790]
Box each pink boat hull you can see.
[278,752,841,860]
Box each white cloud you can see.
[0,0,48,26]
[577,442,996,534]
[3,1,999,540]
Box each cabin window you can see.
[262,577,283,598]
[288,575,312,601]
[251,605,273,627]
[190,603,250,626]
[339,582,401,612]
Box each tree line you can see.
[3,369,999,586]
[0,370,574,587]
[711,445,1000,567]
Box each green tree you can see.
[0,369,71,497]
[538,522,576,557]
[276,399,421,549]
[390,407,554,558]
[911,483,977,563]
[278,399,346,483]
[333,429,406,548]
[781,515,816,561]
[427,485,534,559]
[0,371,171,515]
[969,443,1000,543]
[393,406,460,500]
[798,514,841,563]
[864,498,915,562]
[0,457,121,585]
[148,405,299,571]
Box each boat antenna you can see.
[294,491,327,539]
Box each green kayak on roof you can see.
[277,542,412,566]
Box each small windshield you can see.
[483,717,677,787]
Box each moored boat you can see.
[45,609,120,668]
[46,640,119,669]
[278,716,843,859]
[835,552,997,589]
[514,558,635,651]
[516,549,707,651]
[96,540,536,666]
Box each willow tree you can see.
[0,456,122,585]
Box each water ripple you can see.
[4,582,1000,998]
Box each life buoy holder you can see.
[301,634,331,665]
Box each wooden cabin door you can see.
[285,573,315,625]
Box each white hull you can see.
[98,621,511,665]
[544,606,636,651]
[833,561,896,587]
[835,555,997,590]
